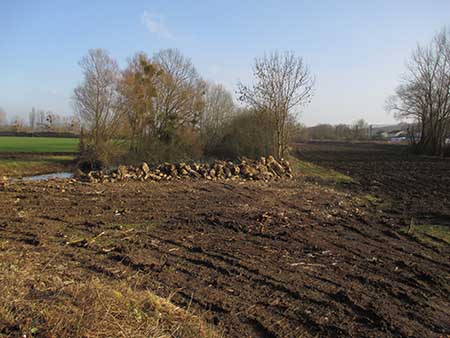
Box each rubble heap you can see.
[78,156,293,183]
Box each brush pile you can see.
[78,156,293,183]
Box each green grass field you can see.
[0,137,79,153]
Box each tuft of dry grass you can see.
[0,254,221,338]
[401,222,450,248]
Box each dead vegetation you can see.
[79,156,293,183]
[0,250,221,338]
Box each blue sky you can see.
[1,0,449,126]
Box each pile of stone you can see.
[78,156,293,183]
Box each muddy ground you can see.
[1,142,449,337]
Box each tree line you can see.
[73,49,314,168]
[0,107,80,134]
[4,27,446,160]
[298,119,370,141]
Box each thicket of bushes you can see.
[78,108,303,170]
[205,109,274,159]
[74,49,314,169]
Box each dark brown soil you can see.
[298,142,450,226]
[0,142,449,337]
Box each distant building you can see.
[369,123,411,141]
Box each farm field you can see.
[297,142,450,234]
[0,137,78,177]
[0,136,79,153]
[0,142,449,337]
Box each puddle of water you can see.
[20,172,74,181]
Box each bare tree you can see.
[120,52,161,153]
[0,107,6,126]
[45,111,55,131]
[201,82,235,150]
[73,49,124,148]
[152,49,206,142]
[335,124,352,140]
[388,27,450,155]
[37,110,46,131]
[12,115,25,132]
[29,108,37,131]
[352,119,369,140]
[238,51,314,158]
[68,115,81,133]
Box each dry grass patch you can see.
[290,157,353,183]
[0,254,221,338]
[401,222,450,248]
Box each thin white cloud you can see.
[141,11,174,39]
